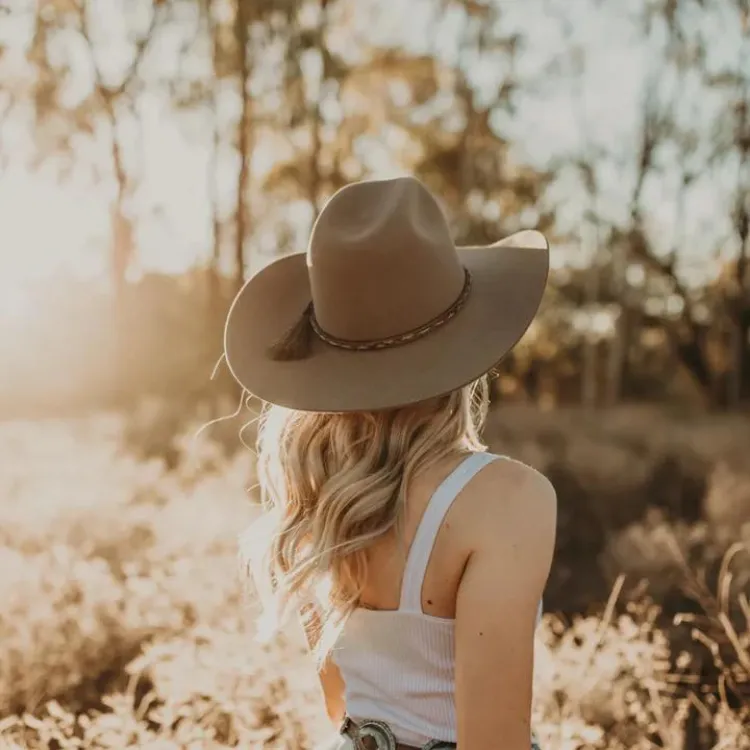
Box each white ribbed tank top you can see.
[331,452,543,747]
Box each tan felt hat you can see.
[224,176,549,412]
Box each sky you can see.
[0,0,746,322]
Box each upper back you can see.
[359,450,553,618]
[359,451,499,618]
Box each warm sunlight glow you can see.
[0,169,108,287]
[0,2,748,745]
[0,286,32,321]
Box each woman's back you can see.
[333,451,547,747]
[324,451,553,749]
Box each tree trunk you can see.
[605,309,626,406]
[605,240,628,407]
[108,110,131,301]
[207,0,223,326]
[674,327,713,392]
[307,0,329,219]
[107,109,134,402]
[728,144,749,406]
[742,308,750,401]
[727,318,743,406]
[582,222,599,410]
[234,0,253,291]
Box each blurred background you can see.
[0,0,748,748]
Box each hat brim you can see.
[224,230,549,412]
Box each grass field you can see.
[0,406,748,749]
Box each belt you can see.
[339,717,456,750]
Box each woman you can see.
[224,177,556,750]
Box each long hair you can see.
[240,376,490,660]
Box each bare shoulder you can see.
[452,456,556,746]
[457,454,557,569]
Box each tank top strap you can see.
[399,451,500,613]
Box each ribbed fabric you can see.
[332,452,542,746]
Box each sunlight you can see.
[0,1,748,747]
[0,285,32,321]
[0,168,107,288]
[0,98,216,297]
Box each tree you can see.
[25,0,167,394]
[543,0,750,408]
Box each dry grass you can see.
[0,407,748,749]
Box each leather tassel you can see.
[267,302,315,361]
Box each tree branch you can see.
[79,0,162,103]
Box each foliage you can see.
[2,0,749,411]
[0,411,747,748]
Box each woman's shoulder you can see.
[457,453,557,556]
[477,453,555,500]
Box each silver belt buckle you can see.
[340,716,456,750]
[358,719,398,750]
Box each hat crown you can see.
[308,177,466,342]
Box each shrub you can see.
[1,409,748,749]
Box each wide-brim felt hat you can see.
[224,176,549,413]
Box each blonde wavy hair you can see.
[241,376,490,660]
